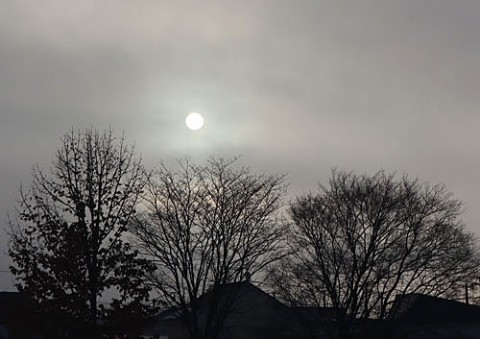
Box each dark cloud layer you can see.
[1,1,480,290]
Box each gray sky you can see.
[1,1,480,290]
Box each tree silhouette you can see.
[131,158,287,339]
[269,170,480,339]
[8,128,155,338]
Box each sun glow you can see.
[185,112,204,131]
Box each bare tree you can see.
[269,170,480,339]
[131,158,287,339]
[8,128,155,337]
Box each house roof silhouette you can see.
[144,281,339,339]
[390,293,480,324]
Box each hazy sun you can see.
[185,112,204,131]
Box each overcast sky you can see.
[1,1,480,290]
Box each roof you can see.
[288,306,339,322]
[154,281,342,324]
[199,280,285,304]
[145,281,341,338]
[154,280,290,322]
[390,293,480,324]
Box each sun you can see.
[185,112,205,131]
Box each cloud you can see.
[1,0,480,290]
